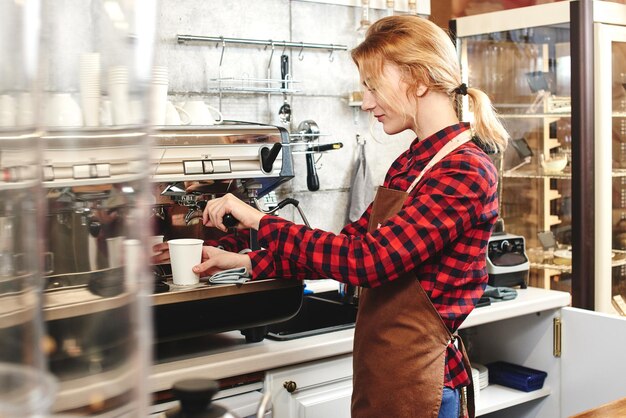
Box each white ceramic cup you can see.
[150,83,169,125]
[129,99,144,125]
[45,93,83,127]
[81,96,101,127]
[0,95,17,127]
[165,101,191,125]
[100,99,113,126]
[182,100,223,125]
[168,238,203,285]
[17,92,34,126]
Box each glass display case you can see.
[451,1,626,313]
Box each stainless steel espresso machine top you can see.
[151,122,293,190]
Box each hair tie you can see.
[454,83,468,96]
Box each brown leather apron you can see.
[351,131,475,418]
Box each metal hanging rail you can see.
[176,35,348,52]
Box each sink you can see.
[266,291,358,340]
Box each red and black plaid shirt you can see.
[248,123,499,388]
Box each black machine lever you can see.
[196,200,239,228]
[260,143,282,173]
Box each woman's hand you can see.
[151,242,170,264]
[203,193,264,232]
[192,246,252,277]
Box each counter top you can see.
[149,286,570,392]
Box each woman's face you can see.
[360,64,416,135]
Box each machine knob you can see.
[500,240,512,252]
[166,379,233,417]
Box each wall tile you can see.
[155,0,417,232]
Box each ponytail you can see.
[464,87,509,153]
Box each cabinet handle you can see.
[553,317,562,357]
[283,376,351,394]
[283,380,297,393]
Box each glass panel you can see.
[460,23,572,293]
[612,39,626,315]
[39,0,156,414]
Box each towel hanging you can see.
[347,137,374,222]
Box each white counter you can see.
[149,286,570,393]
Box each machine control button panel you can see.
[96,164,110,178]
[182,159,231,175]
[42,166,55,181]
[488,236,525,255]
[183,160,204,175]
[203,160,214,173]
[212,159,231,173]
[72,163,111,179]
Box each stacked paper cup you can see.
[79,53,101,127]
[108,65,130,125]
[150,66,169,125]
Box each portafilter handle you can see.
[195,201,239,228]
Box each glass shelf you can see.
[529,249,626,273]
[503,170,571,180]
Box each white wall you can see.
[155,0,416,232]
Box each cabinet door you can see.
[291,378,352,418]
[561,307,626,417]
[593,8,626,314]
[266,354,352,418]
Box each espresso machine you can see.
[149,122,303,347]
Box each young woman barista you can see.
[153,15,508,418]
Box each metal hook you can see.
[328,46,335,62]
[281,43,288,56]
[315,153,324,169]
[218,37,226,68]
[298,42,305,61]
[267,41,275,71]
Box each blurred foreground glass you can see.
[0,0,58,416]
[39,0,157,416]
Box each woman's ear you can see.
[415,82,428,97]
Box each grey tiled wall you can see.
[157,0,416,232]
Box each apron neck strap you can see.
[406,130,473,195]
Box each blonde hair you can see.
[351,15,508,153]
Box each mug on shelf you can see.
[181,100,223,125]
[164,101,191,125]
[45,93,83,127]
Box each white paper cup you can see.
[168,238,203,285]
[0,95,17,127]
[106,236,126,268]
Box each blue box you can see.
[486,361,547,392]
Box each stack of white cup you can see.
[79,53,101,127]
[150,66,169,126]
[108,65,130,125]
